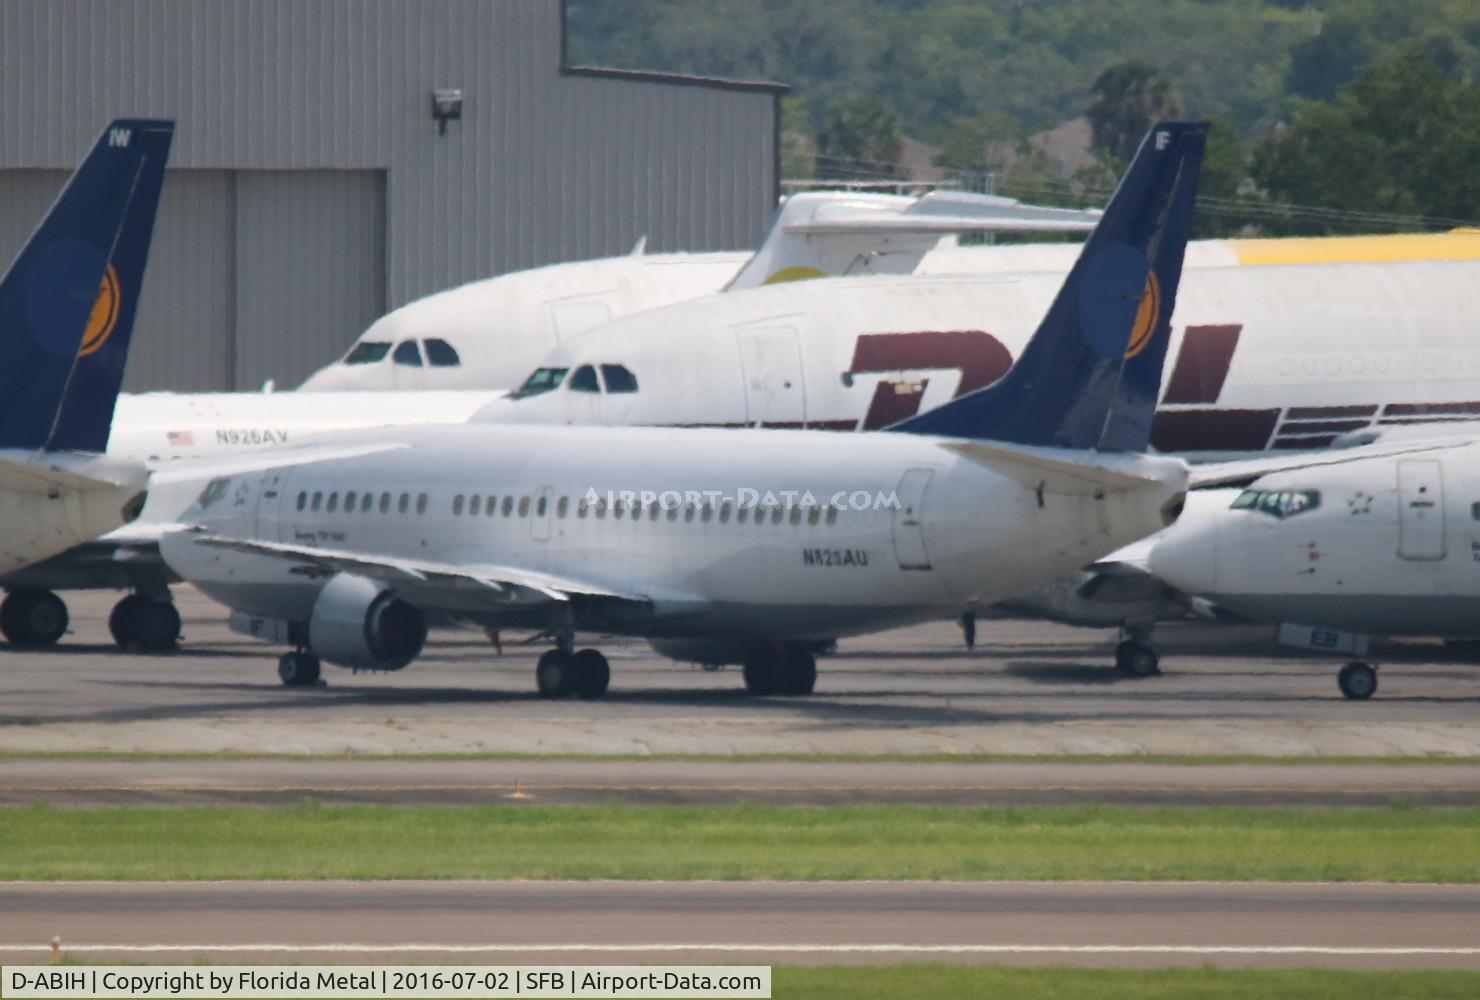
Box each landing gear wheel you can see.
[109,595,181,651]
[1115,640,1161,677]
[277,651,321,687]
[571,648,611,699]
[742,646,783,696]
[1338,661,1377,700]
[134,601,181,651]
[536,649,574,698]
[109,594,149,648]
[781,647,817,696]
[1,590,69,646]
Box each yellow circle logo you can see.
[79,263,121,357]
[1124,271,1160,359]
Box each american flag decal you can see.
[166,430,193,446]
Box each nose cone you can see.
[1147,513,1219,596]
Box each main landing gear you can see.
[1337,661,1377,700]
[742,643,817,696]
[0,589,69,646]
[108,594,181,652]
[278,649,322,687]
[1113,627,1161,677]
[536,647,611,699]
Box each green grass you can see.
[4,802,1480,882]
[3,750,1479,765]
[773,966,1480,999]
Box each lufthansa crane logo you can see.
[79,263,121,357]
[1124,271,1161,359]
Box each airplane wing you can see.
[184,534,645,608]
[786,215,1096,236]
[1189,437,1471,489]
[146,441,413,486]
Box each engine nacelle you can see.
[308,573,427,670]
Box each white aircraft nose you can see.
[1147,510,1219,596]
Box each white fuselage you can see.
[477,258,1480,460]
[1148,442,1480,637]
[162,424,1186,648]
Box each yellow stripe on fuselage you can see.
[1229,229,1480,266]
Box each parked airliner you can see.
[160,122,1206,695]
[1149,433,1480,699]
[0,119,172,642]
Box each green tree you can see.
[816,95,905,179]
[780,96,816,179]
[1087,60,1185,161]
[934,112,1023,176]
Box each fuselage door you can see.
[1397,458,1445,560]
[735,325,806,427]
[254,469,288,542]
[530,486,554,543]
[892,468,934,570]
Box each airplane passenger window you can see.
[557,496,569,518]
[790,508,802,526]
[327,492,339,513]
[345,491,357,511]
[518,496,530,516]
[296,492,307,512]
[511,367,569,399]
[719,501,732,524]
[453,495,464,515]
[684,505,695,523]
[361,493,373,513]
[486,496,496,516]
[424,339,461,367]
[502,496,514,516]
[312,492,323,512]
[772,507,783,525]
[568,365,600,393]
[399,493,409,513]
[344,341,391,365]
[469,496,480,516]
[380,493,391,513]
[1472,501,1480,521]
[537,496,548,516]
[666,506,678,522]
[737,507,749,524]
[596,501,607,519]
[417,493,428,514]
[701,505,714,523]
[601,364,639,393]
[649,503,660,521]
[393,341,424,367]
[826,508,838,525]
[808,508,820,526]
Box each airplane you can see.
[1147,432,1480,699]
[473,251,1480,463]
[158,121,1206,695]
[294,189,1101,392]
[0,118,173,643]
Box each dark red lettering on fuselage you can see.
[848,331,1013,429]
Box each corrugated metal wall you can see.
[0,0,780,390]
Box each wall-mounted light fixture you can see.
[431,88,463,136]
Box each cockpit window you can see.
[568,364,600,393]
[601,364,638,393]
[393,341,424,367]
[343,341,391,365]
[196,477,231,510]
[424,338,460,367]
[511,367,569,399]
[1231,489,1320,519]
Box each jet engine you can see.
[308,573,427,670]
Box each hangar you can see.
[0,0,781,391]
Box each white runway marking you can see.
[3,943,1479,956]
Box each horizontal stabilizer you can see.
[0,451,148,495]
[942,439,1178,495]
